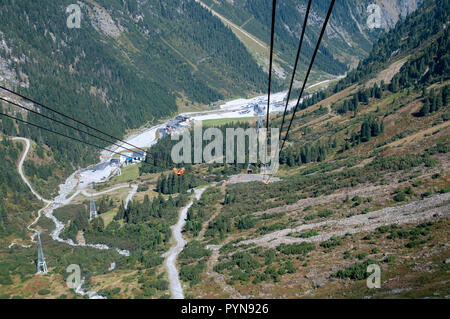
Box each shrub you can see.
[264,266,279,282]
[320,235,342,248]
[149,280,169,291]
[214,260,235,273]
[38,289,51,296]
[393,192,406,202]
[231,269,251,283]
[412,180,423,187]
[180,261,205,285]
[141,287,156,297]
[98,287,121,298]
[376,226,390,233]
[252,273,269,284]
[357,253,367,260]
[137,185,149,192]
[317,210,334,218]
[284,261,297,274]
[300,230,319,238]
[335,259,378,280]
[277,242,315,255]
[232,252,261,272]
[439,186,450,193]
[141,254,164,268]
[383,255,396,263]
[405,240,426,248]
[0,274,13,286]
[421,190,433,198]
[304,214,317,221]
[179,241,211,260]
[387,229,409,239]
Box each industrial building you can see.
[159,115,191,138]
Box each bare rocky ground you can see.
[204,245,245,299]
[201,193,449,298]
[254,161,449,218]
[227,174,281,184]
[239,193,449,248]
[194,159,449,298]
[253,184,385,217]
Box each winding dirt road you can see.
[165,187,207,299]
[13,137,51,204]
[9,137,132,256]
[9,137,52,247]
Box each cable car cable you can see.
[279,0,312,139]
[280,0,335,154]
[0,85,147,153]
[0,97,137,155]
[0,111,123,156]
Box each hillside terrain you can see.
[171,0,449,298]
[0,0,422,198]
[0,0,272,191]
[0,0,448,300]
[198,0,422,79]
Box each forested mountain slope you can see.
[0,0,276,198]
[0,136,42,241]
[338,0,448,88]
[0,0,424,176]
[199,0,422,77]
[0,0,270,169]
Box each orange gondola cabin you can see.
[173,167,185,176]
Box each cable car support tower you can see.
[36,232,48,274]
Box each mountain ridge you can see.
[200,0,422,77]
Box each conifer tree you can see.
[419,99,430,116]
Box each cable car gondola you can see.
[173,167,185,176]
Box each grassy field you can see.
[101,209,119,228]
[202,117,253,127]
[109,165,139,184]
